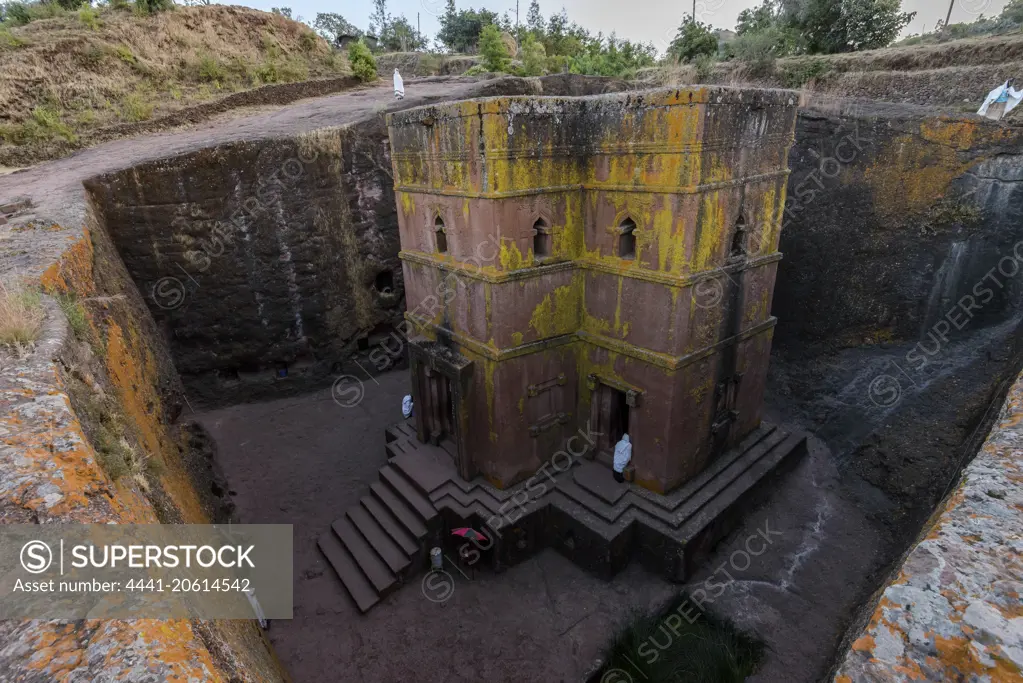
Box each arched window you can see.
[532,218,552,261]
[617,218,636,260]
[730,214,747,259]
[434,215,447,254]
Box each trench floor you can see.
[195,369,883,683]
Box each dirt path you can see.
[0,76,528,286]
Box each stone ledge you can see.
[835,369,1023,681]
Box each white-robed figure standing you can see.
[393,69,405,100]
[612,433,632,483]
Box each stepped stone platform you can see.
[320,420,808,613]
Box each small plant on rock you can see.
[0,280,44,352]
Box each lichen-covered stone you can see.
[835,369,1023,681]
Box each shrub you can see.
[520,35,547,76]
[30,105,76,141]
[2,2,32,25]
[479,23,510,73]
[278,57,308,82]
[197,54,225,83]
[545,54,569,74]
[668,19,718,63]
[6,0,63,24]
[261,32,282,59]
[119,91,153,121]
[114,44,135,63]
[299,30,318,52]
[133,0,172,15]
[77,5,99,28]
[418,52,442,75]
[347,39,377,82]
[56,294,89,339]
[255,61,279,83]
[55,0,87,9]
[693,53,715,82]
[77,42,104,67]
[731,28,780,78]
[781,59,832,88]
[0,281,43,350]
[463,63,487,76]
[0,26,25,49]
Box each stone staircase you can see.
[322,419,808,612]
[317,427,441,613]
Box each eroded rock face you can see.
[775,108,1023,352]
[835,369,1023,682]
[88,128,405,407]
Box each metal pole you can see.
[692,0,696,22]
[944,0,954,30]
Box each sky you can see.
[238,0,1012,53]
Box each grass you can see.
[0,105,76,145]
[0,5,346,164]
[0,280,44,351]
[78,5,100,30]
[119,90,153,121]
[0,26,26,50]
[114,43,135,63]
[596,593,765,683]
[196,53,225,83]
[56,293,89,339]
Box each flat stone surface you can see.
[573,461,628,505]
[835,370,1023,682]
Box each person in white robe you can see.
[394,69,405,100]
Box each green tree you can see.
[520,34,547,75]
[668,20,718,63]
[380,15,428,51]
[526,0,544,36]
[369,0,389,37]
[134,0,172,15]
[732,0,913,56]
[438,4,499,53]
[736,0,780,35]
[347,39,378,81]
[270,6,292,19]
[834,0,915,51]
[1004,0,1023,23]
[479,22,510,71]
[314,13,361,44]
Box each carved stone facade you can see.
[387,88,799,493]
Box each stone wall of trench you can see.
[86,125,406,408]
[0,203,285,680]
[771,105,1023,680]
[834,366,1023,682]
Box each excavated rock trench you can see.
[4,78,1023,682]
